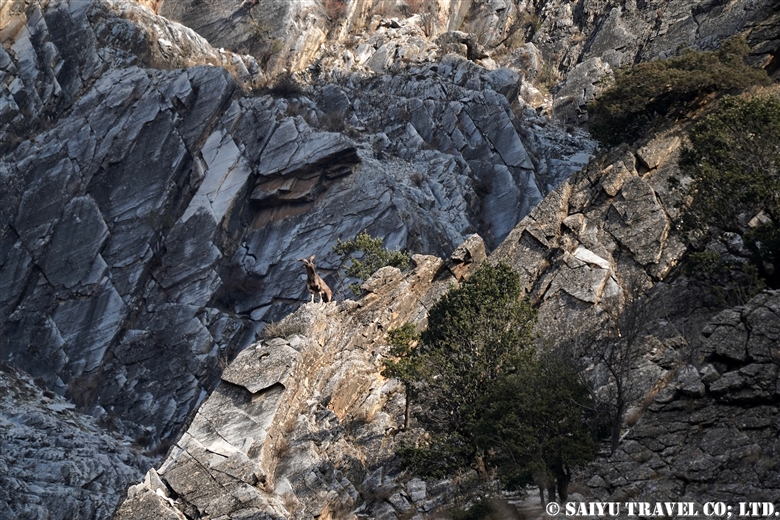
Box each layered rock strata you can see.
[115,251,475,520]
[113,124,693,518]
[587,291,780,507]
[147,0,779,119]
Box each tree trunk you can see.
[403,390,410,430]
[547,483,557,504]
[556,469,571,502]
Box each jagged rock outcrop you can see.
[114,109,780,517]
[586,291,780,507]
[0,364,154,520]
[0,0,262,153]
[111,127,686,518]
[1,0,594,450]
[114,251,472,520]
[144,0,779,119]
[5,0,779,517]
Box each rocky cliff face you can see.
[114,251,471,520]
[146,0,779,118]
[0,363,154,519]
[113,115,780,518]
[586,291,780,506]
[0,0,591,449]
[3,0,779,517]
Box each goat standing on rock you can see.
[297,255,332,303]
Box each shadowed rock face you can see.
[0,364,155,520]
[150,0,779,120]
[586,291,780,505]
[3,0,779,517]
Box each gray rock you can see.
[0,365,153,520]
[221,342,300,394]
[675,365,705,397]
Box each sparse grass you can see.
[374,0,400,18]
[323,0,347,27]
[135,434,152,448]
[410,171,425,187]
[261,319,307,340]
[420,12,436,37]
[535,61,561,92]
[149,438,174,458]
[570,31,586,44]
[320,111,346,132]
[276,436,291,457]
[217,349,231,371]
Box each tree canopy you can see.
[333,230,410,295]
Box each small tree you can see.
[473,352,597,502]
[591,294,648,454]
[382,322,420,430]
[393,262,599,497]
[332,230,410,295]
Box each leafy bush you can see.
[473,352,597,499]
[679,95,780,232]
[678,94,780,287]
[390,262,598,499]
[451,498,496,520]
[333,230,410,295]
[588,37,770,146]
[683,251,766,305]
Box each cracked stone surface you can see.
[1,0,595,451]
[3,0,779,517]
[0,364,154,520]
[586,292,780,506]
[115,251,468,520]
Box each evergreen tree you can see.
[389,262,599,498]
[678,94,780,287]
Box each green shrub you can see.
[679,95,780,232]
[451,498,496,520]
[683,251,766,305]
[677,94,780,288]
[472,352,597,498]
[333,230,410,295]
[588,37,770,146]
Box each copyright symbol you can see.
[546,502,561,516]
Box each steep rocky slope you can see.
[115,250,472,520]
[587,291,780,505]
[148,0,779,114]
[114,115,779,517]
[1,0,590,452]
[3,0,779,517]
